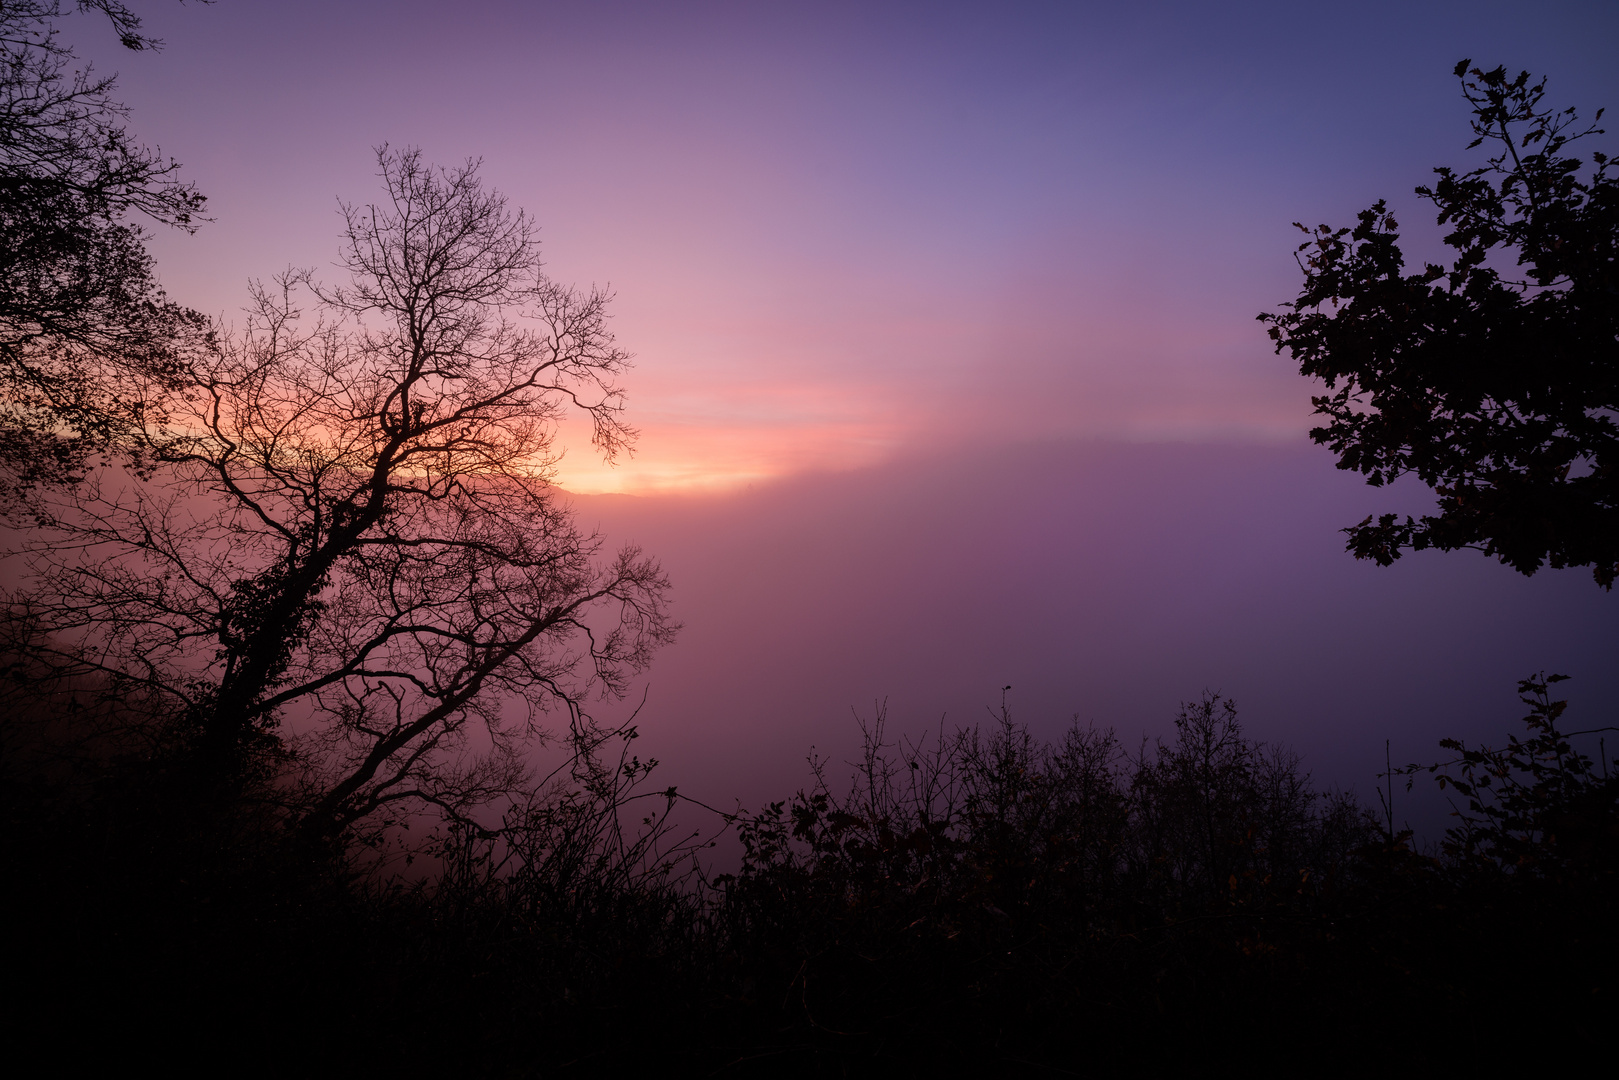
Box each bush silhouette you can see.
[4,674,1615,1075]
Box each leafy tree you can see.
[5,148,676,839]
[1262,62,1619,586]
[0,1,209,495]
[1403,673,1619,881]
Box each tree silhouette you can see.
[0,2,210,495]
[1262,62,1618,586]
[1403,673,1619,881]
[4,148,676,839]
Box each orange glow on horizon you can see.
[550,410,907,494]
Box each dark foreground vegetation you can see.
[4,671,1615,1076]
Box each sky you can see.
[94,0,1619,492]
[56,1,1619,823]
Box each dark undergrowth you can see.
[3,676,1615,1077]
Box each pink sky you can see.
[89,1,1619,492]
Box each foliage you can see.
[3,148,676,839]
[709,694,1378,1067]
[727,691,1367,923]
[1262,62,1619,586]
[1404,672,1619,881]
[0,2,210,490]
[5,676,1614,1074]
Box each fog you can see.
[570,439,1619,836]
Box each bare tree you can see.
[4,147,676,839]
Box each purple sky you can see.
[569,444,1618,835]
[98,0,1619,490]
[61,1,1619,824]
